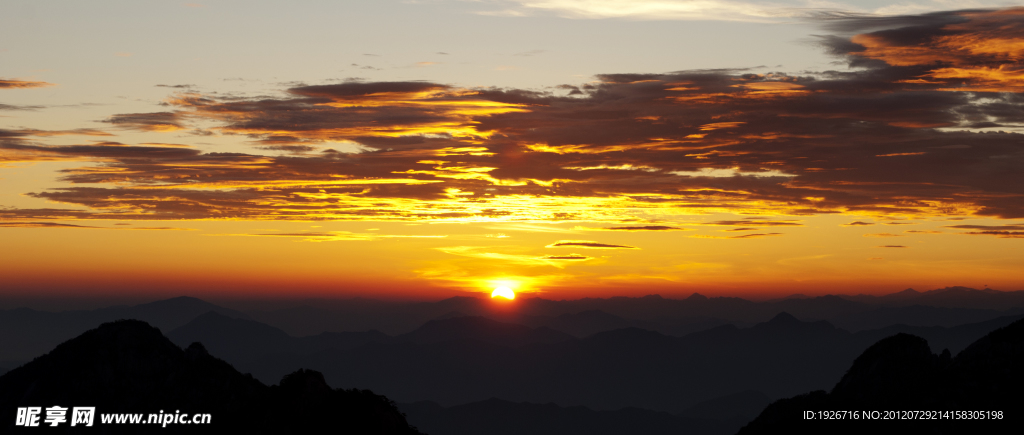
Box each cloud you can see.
[700,220,803,227]
[946,224,1024,231]
[0,79,55,89]
[877,245,909,248]
[539,254,592,260]
[577,225,689,231]
[842,221,874,226]
[730,232,782,239]
[946,223,1024,238]
[693,232,783,239]
[1,140,201,166]
[822,8,1024,92]
[435,246,586,267]
[483,0,803,22]
[103,112,184,132]
[227,231,447,242]
[0,221,191,230]
[3,128,114,137]
[863,233,904,237]
[0,103,46,111]
[546,240,639,249]
[3,7,1024,224]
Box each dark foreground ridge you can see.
[0,320,423,434]
[399,398,738,435]
[739,317,1024,434]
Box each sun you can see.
[491,286,516,300]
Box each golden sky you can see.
[2,6,1023,300]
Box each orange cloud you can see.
[0,79,55,89]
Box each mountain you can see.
[828,304,1023,331]
[0,296,249,361]
[247,296,493,336]
[738,317,1024,434]
[0,320,422,434]
[399,398,736,435]
[397,316,574,346]
[677,390,773,422]
[245,288,1024,338]
[839,286,1024,310]
[166,310,388,364]
[238,312,867,411]
[853,313,1024,354]
[184,309,1024,413]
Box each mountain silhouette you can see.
[512,310,666,338]
[738,317,1024,434]
[677,390,773,421]
[0,297,249,361]
[237,313,870,411]
[177,309,1024,414]
[0,320,422,434]
[245,288,1024,339]
[166,311,394,367]
[397,316,574,347]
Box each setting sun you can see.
[491,287,516,300]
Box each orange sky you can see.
[2,8,1024,300]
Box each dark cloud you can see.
[959,231,1024,238]
[946,223,1024,238]
[103,112,184,132]
[258,145,318,153]
[878,245,909,248]
[702,220,803,227]
[0,222,95,229]
[0,79,55,89]
[946,224,1024,230]
[1,128,113,137]
[0,103,45,111]
[0,221,188,230]
[1,141,200,164]
[3,8,1024,223]
[546,241,639,249]
[729,232,783,239]
[842,221,874,226]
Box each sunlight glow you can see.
[491,286,516,299]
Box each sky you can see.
[2,0,1024,302]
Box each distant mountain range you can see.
[4,287,1023,363]
[1,304,1020,435]
[0,296,248,360]
[166,310,1022,415]
[245,287,1024,337]
[0,320,422,434]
